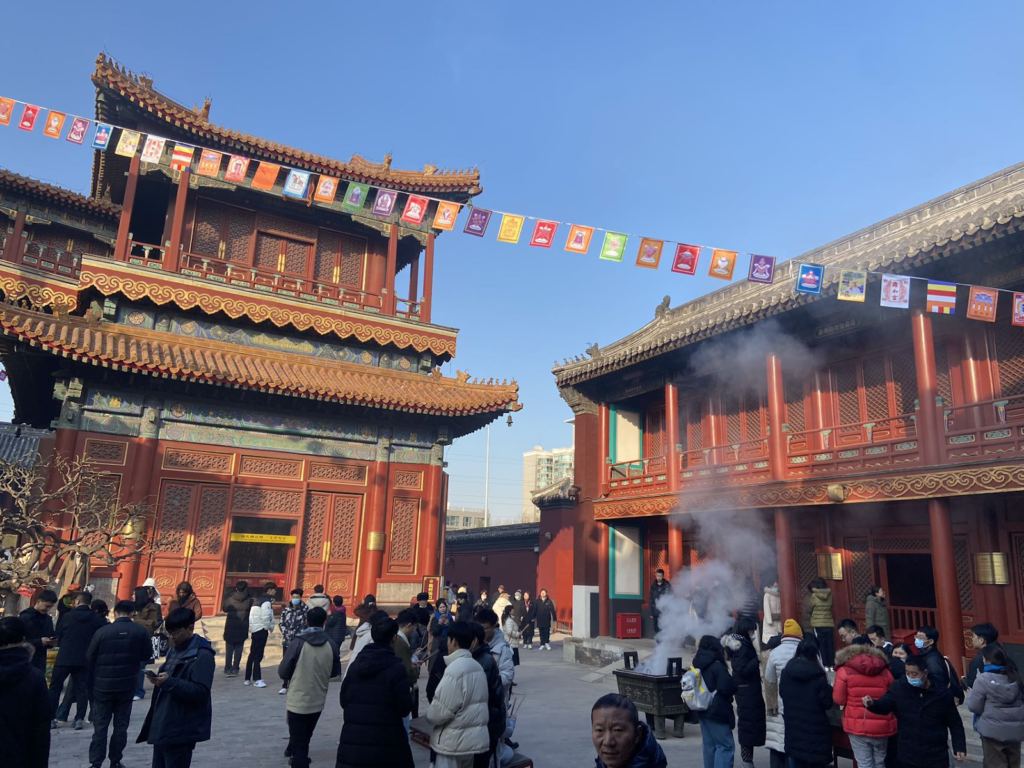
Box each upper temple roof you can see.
[554,161,1024,387]
[91,53,482,200]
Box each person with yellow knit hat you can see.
[762,620,804,768]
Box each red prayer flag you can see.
[18,105,40,131]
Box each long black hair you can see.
[795,636,821,663]
[698,634,727,665]
[983,645,1023,691]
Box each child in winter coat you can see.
[833,643,896,768]
[967,646,1024,768]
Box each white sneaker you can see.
[254,680,267,688]
[243,680,252,686]
[545,644,552,650]
[279,687,287,695]
[132,695,141,702]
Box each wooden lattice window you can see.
[724,393,741,444]
[191,199,254,261]
[313,229,366,289]
[339,234,365,287]
[645,406,666,459]
[835,363,861,425]
[302,494,329,561]
[934,337,954,407]
[680,400,704,452]
[744,386,767,442]
[863,358,889,421]
[890,345,918,414]
[847,539,872,605]
[784,374,806,431]
[994,325,1024,398]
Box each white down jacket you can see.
[763,636,800,753]
[426,648,490,756]
[248,596,274,634]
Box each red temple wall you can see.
[445,547,539,603]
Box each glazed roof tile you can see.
[0,308,521,418]
[93,54,481,196]
[0,168,121,217]
[555,161,1024,386]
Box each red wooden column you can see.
[664,383,684,578]
[6,210,26,262]
[911,308,942,465]
[928,497,965,675]
[114,155,141,261]
[166,169,190,272]
[598,403,610,497]
[408,253,420,311]
[384,224,399,315]
[766,353,787,481]
[774,507,798,622]
[598,521,610,637]
[359,440,390,599]
[117,418,159,599]
[421,446,443,577]
[421,234,434,324]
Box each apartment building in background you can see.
[445,506,487,530]
[522,441,574,522]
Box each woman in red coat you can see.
[833,644,897,768]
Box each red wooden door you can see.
[297,492,364,606]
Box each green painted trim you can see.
[609,404,618,464]
[609,524,644,600]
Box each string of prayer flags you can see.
[196,149,223,178]
[18,105,40,132]
[342,182,369,211]
[464,208,492,237]
[565,224,594,254]
[530,220,558,248]
[0,98,13,126]
[400,195,429,226]
[92,123,113,150]
[599,232,627,262]
[708,249,738,281]
[224,155,250,183]
[313,175,339,204]
[837,270,867,302]
[43,111,66,139]
[497,214,525,244]
[66,117,89,145]
[170,143,195,171]
[1013,294,1024,327]
[880,274,910,308]
[282,169,311,199]
[251,161,280,191]
[140,136,166,164]
[795,262,824,294]
[967,286,998,322]
[747,255,776,284]
[635,238,664,269]
[115,129,142,158]
[372,189,397,217]
[926,280,957,314]
[671,244,701,275]
[433,201,460,231]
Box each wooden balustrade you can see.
[889,605,936,637]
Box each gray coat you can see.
[967,671,1024,743]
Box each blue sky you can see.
[0,2,1021,521]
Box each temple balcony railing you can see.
[679,437,772,488]
[1,237,85,280]
[607,456,669,496]
[784,412,920,477]
[941,394,1024,462]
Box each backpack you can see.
[681,666,716,711]
[944,656,965,703]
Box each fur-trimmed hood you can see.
[835,643,888,675]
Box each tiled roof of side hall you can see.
[555,161,1024,386]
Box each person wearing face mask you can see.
[280,590,310,695]
[591,693,667,768]
[724,617,766,768]
[864,655,967,767]
[913,625,964,704]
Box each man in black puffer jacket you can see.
[50,591,107,728]
[780,637,834,768]
[86,599,152,768]
[337,616,413,768]
[0,616,51,768]
[470,621,507,768]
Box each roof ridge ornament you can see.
[655,295,672,319]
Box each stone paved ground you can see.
[47,632,712,768]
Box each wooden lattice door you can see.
[298,492,364,605]
[148,481,230,617]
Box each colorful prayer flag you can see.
[432,201,460,230]
[966,286,998,322]
[251,162,280,191]
[140,136,166,164]
[926,280,957,315]
[313,176,339,204]
[1013,293,1024,327]
[342,182,369,211]
[837,270,867,302]
[464,208,492,237]
[795,262,825,295]
[0,98,14,126]
[530,220,558,248]
[564,224,594,254]
[196,149,222,177]
[671,244,701,275]
[170,144,195,171]
[42,111,66,139]
[66,117,90,145]
[879,274,910,308]
[599,232,628,262]
[400,195,429,226]
[18,105,40,131]
[708,249,738,281]
[372,189,397,217]
[282,169,311,199]
[92,123,113,150]
[635,238,664,269]
[224,155,250,183]
[747,254,777,284]
[115,129,141,158]
[496,214,525,244]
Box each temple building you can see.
[548,163,1024,671]
[0,54,520,612]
